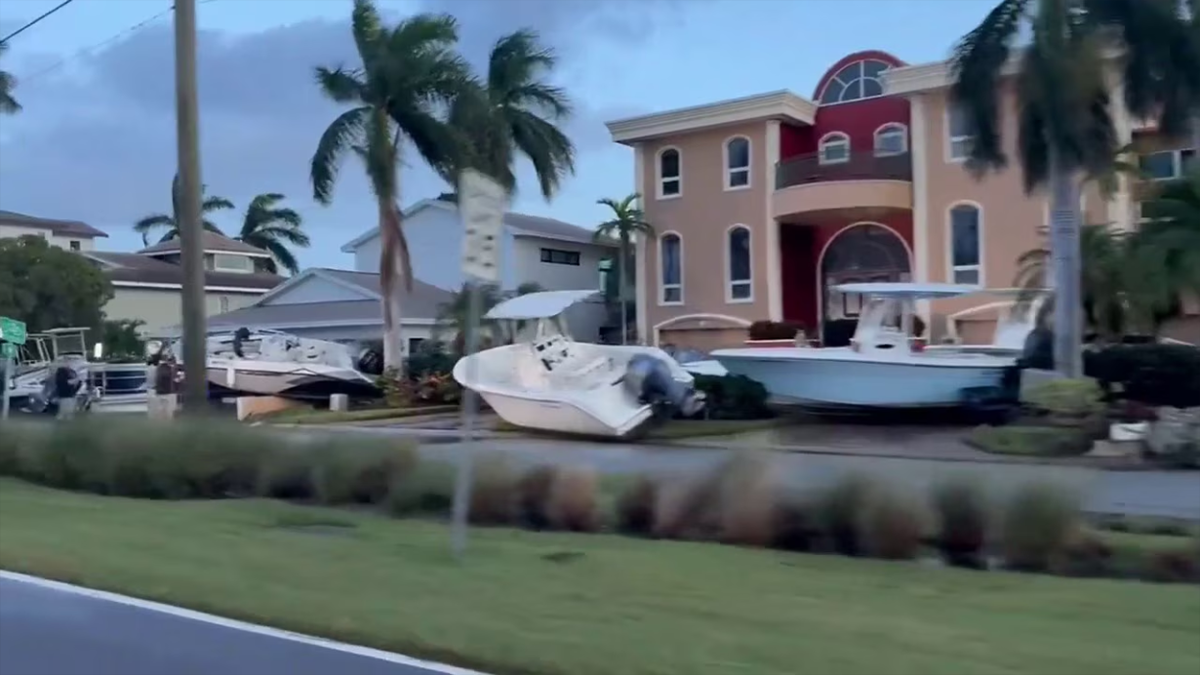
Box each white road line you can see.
[0,571,488,675]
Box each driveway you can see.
[0,574,483,675]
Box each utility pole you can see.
[174,0,207,412]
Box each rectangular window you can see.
[949,205,982,285]
[213,253,253,272]
[947,101,976,162]
[1140,148,1196,181]
[408,337,426,353]
[660,235,682,304]
[540,248,580,266]
[69,240,81,251]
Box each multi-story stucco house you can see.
[605,49,1198,350]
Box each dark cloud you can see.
[0,0,670,261]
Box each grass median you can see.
[2,478,1198,675]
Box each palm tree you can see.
[1138,165,1200,315]
[594,194,654,345]
[439,29,575,199]
[950,0,1200,376]
[0,42,19,115]
[235,193,309,275]
[435,281,544,353]
[310,0,468,372]
[133,174,235,245]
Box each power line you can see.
[0,0,78,45]
[15,0,222,85]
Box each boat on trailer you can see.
[452,290,706,438]
[711,282,1027,409]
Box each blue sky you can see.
[0,0,999,271]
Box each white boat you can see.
[452,290,706,438]
[6,328,148,414]
[711,283,1024,409]
[927,288,1049,356]
[153,329,380,400]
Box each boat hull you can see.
[205,364,380,401]
[712,350,1013,408]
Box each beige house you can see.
[0,210,108,251]
[84,232,283,334]
[605,49,1198,350]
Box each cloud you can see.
[0,0,672,263]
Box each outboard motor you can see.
[622,353,706,418]
[356,348,384,376]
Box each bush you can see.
[1085,343,1200,408]
[309,440,417,506]
[405,343,457,380]
[815,473,877,556]
[859,486,926,560]
[1051,530,1115,578]
[385,461,455,516]
[469,456,518,526]
[545,466,601,533]
[1140,546,1200,584]
[931,478,990,568]
[999,483,1080,572]
[257,446,318,501]
[1021,378,1106,422]
[690,374,772,420]
[771,495,820,552]
[713,452,778,548]
[748,320,802,341]
[615,477,658,536]
[517,464,557,529]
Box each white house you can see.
[176,267,453,354]
[1,209,108,251]
[340,196,618,293]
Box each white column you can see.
[633,144,649,343]
[908,93,932,321]
[764,120,783,321]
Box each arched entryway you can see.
[817,222,911,345]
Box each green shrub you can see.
[1021,378,1106,420]
[968,425,1093,457]
[384,461,455,516]
[310,440,417,506]
[1140,547,1200,584]
[815,473,877,556]
[404,343,457,380]
[748,320,802,341]
[690,374,772,420]
[256,446,318,501]
[931,478,990,568]
[544,466,601,533]
[614,477,658,536]
[771,494,820,552]
[714,452,778,547]
[859,486,926,560]
[999,483,1080,572]
[468,456,518,526]
[1051,530,1115,578]
[1085,344,1200,408]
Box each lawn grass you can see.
[967,425,1091,457]
[1,478,1198,675]
[261,404,460,425]
[494,417,783,441]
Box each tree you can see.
[235,193,309,275]
[1138,165,1200,314]
[311,0,469,372]
[133,173,236,246]
[950,0,1200,376]
[435,281,544,353]
[0,236,113,334]
[0,42,19,115]
[440,29,576,199]
[101,319,146,361]
[594,194,654,345]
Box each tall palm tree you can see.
[594,194,654,345]
[235,193,309,275]
[133,174,235,245]
[440,29,575,199]
[950,0,1200,376]
[310,0,468,372]
[1138,165,1200,311]
[0,42,19,115]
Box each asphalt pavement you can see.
[0,574,482,675]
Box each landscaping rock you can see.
[1145,407,1200,468]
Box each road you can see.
[0,574,482,675]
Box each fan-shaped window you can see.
[659,233,683,304]
[874,124,908,156]
[658,148,681,198]
[819,132,850,165]
[819,59,891,105]
[949,203,982,284]
[726,226,752,302]
[724,137,751,189]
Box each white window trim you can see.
[1142,148,1195,182]
[946,201,984,285]
[818,131,851,165]
[658,231,684,306]
[944,101,976,164]
[724,224,754,304]
[873,123,908,157]
[656,146,682,200]
[722,135,752,191]
[212,253,254,273]
[816,59,891,107]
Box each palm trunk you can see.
[618,238,629,345]
[378,202,405,374]
[1048,152,1084,377]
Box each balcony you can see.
[772,151,913,222]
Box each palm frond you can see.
[350,0,387,74]
[315,66,368,104]
[133,214,175,246]
[311,105,370,204]
[201,194,235,213]
[509,110,576,199]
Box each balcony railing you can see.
[776,151,913,190]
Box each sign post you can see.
[451,169,506,560]
[0,317,27,421]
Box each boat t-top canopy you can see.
[833,282,982,300]
[485,290,600,321]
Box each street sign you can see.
[457,169,506,283]
[0,316,26,346]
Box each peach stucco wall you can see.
[639,122,772,343]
